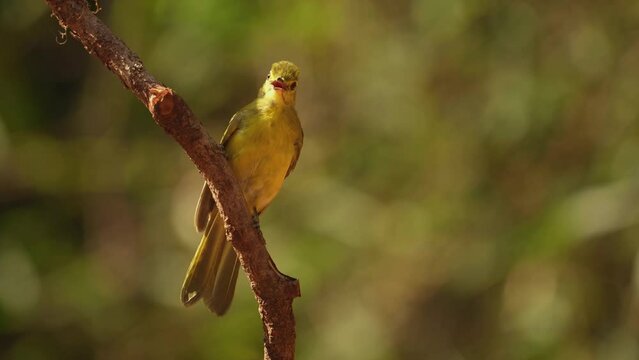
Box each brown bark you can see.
[44,1,300,359]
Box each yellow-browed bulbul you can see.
[181,61,303,315]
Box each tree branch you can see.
[44,1,300,359]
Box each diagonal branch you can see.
[44,1,300,359]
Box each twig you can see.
[43,1,300,359]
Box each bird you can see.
[181,61,303,316]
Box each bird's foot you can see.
[251,213,260,229]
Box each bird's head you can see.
[259,60,300,106]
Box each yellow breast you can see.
[224,107,299,212]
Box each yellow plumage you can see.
[181,61,303,315]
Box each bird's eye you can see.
[267,74,270,79]
[290,82,297,90]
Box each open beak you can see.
[271,80,287,91]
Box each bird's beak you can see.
[271,80,287,91]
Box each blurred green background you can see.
[2,0,639,359]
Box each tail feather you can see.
[181,213,225,306]
[183,182,243,315]
[205,243,240,315]
[195,183,215,232]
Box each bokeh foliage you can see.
[2,0,639,359]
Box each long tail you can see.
[181,184,241,315]
[207,237,240,315]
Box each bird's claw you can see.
[252,213,260,229]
